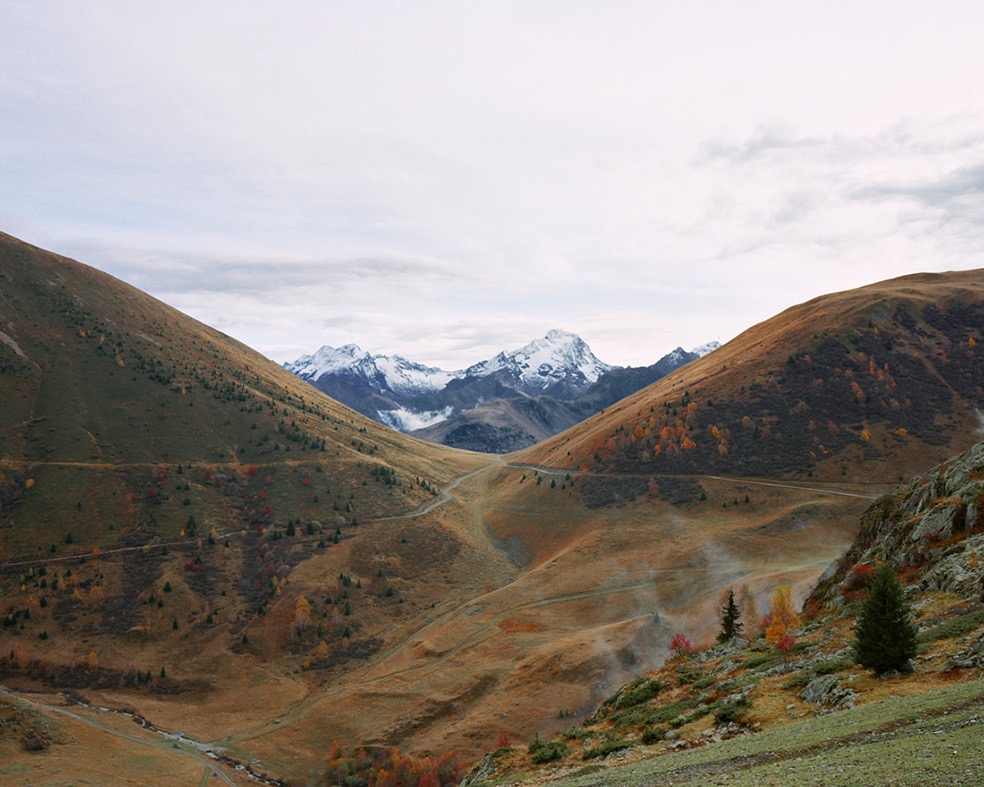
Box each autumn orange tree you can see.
[324,741,464,787]
[762,586,800,649]
[290,594,312,641]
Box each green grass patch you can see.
[641,725,670,744]
[639,698,698,727]
[811,657,855,675]
[675,665,703,685]
[582,739,630,760]
[783,657,857,690]
[547,678,984,786]
[740,651,782,671]
[918,608,984,643]
[782,672,813,690]
[608,706,652,728]
[670,707,710,729]
[528,740,567,764]
[712,696,752,724]
[618,677,666,708]
[597,676,667,719]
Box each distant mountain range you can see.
[285,330,719,452]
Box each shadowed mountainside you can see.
[289,337,707,454]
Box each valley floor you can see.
[1,459,886,782]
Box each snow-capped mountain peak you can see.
[285,331,715,440]
[286,330,616,396]
[464,330,614,391]
[285,333,718,401]
[284,343,373,381]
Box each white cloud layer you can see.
[2,2,984,368]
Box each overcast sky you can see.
[2,2,983,369]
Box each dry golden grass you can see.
[1,691,237,785]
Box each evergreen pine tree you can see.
[717,588,743,643]
[853,564,917,674]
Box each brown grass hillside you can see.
[0,232,501,777]
[522,270,984,486]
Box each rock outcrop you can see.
[811,441,984,605]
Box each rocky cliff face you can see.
[812,440,984,605]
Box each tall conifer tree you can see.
[853,564,917,674]
[718,588,744,643]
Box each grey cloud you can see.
[697,121,984,171]
[769,191,821,226]
[852,162,984,209]
[850,162,984,252]
[696,127,824,165]
[64,241,483,298]
[694,117,984,270]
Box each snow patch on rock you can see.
[379,406,454,432]
[691,341,721,357]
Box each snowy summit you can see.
[284,330,616,398]
[463,329,614,393]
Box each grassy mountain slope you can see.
[0,232,509,778]
[523,270,984,486]
[0,231,469,471]
[469,440,984,785]
[0,231,489,554]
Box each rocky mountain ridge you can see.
[285,329,615,399]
